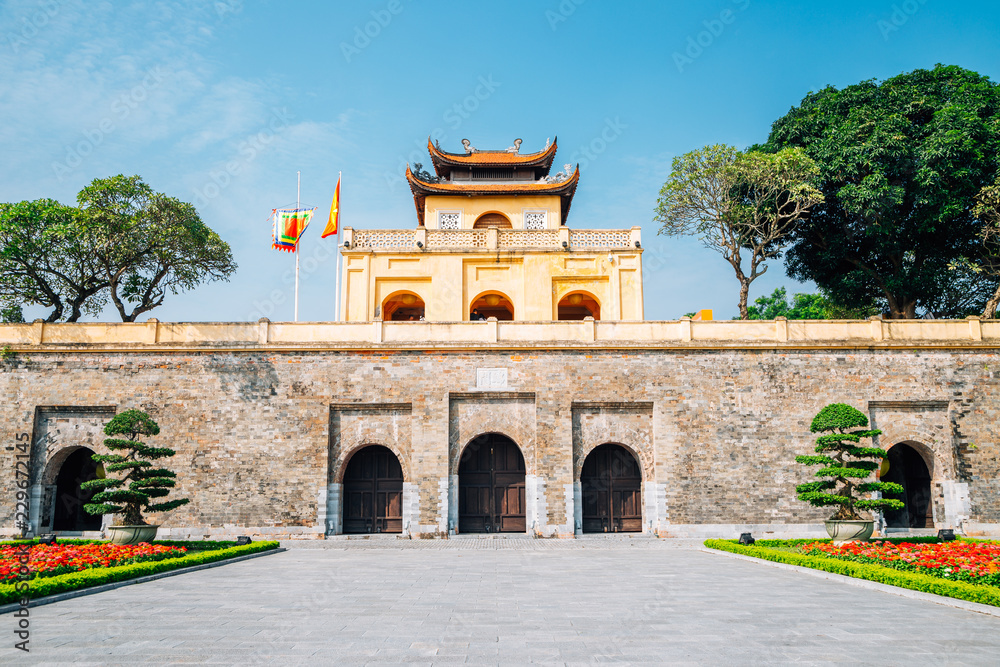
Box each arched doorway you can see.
[53,447,102,531]
[470,292,514,321]
[881,443,933,529]
[382,292,425,321]
[580,444,641,533]
[458,434,525,533]
[342,445,404,534]
[473,212,511,229]
[558,291,601,320]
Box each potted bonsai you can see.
[82,409,190,544]
[796,403,904,543]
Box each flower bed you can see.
[704,538,1000,608]
[800,540,1000,587]
[0,542,187,583]
[0,540,280,604]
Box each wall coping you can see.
[1,318,997,352]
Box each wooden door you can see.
[581,444,642,533]
[343,446,403,534]
[458,435,526,533]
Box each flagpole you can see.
[334,171,342,322]
[294,170,300,322]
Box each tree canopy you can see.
[766,65,1000,319]
[655,145,823,319]
[0,176,236,322]
[742,287,879,320]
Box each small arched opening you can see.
[470,291,514,321]
[580,443,642,533]
[881,442,934,529]
[457,433,525,533]
[53,447,102,532]
[473,212,512,229]
[342,445,404,534]
[558,291,601,320]
[382,291,425,321]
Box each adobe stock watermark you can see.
[383,74,502,193]
[1,0,65,54]
[877,0,929,40]
[191,107,294,208]
[546,0,586,31]
[340,0,409,63]
[673,0,751,73]
[214,0,243,20]
[51,67,166,182]
[566,117,626,171]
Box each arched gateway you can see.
[458,434,526,533]
[580,444,641,533]
[342,445,404,534]
[882,442,934,529]
[53,447,102,532]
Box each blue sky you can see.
[2,0,999,322]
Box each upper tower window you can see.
[439,212,461,229]
[524,211,547,230]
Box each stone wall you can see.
[1,342,998,539]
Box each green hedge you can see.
[0,541,279,604]
[704,539,1000,608]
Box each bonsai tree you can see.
[796,403,904,521]
[82,409,190,525]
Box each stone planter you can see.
[107,525,159,545]
[824,520,874,544]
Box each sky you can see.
[2,0,1000,323]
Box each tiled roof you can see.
[427,138,558,176]
[405,165,580,226]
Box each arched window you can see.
[470,292,514,321]
[473,212,512,229]
[382,292,425,321]
[557,291,601,320]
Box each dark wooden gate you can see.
[458,434,526,533]
[581,444,642,533]
[343,445,403,534]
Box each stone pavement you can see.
[4,538,1000,665]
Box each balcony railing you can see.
[348,227,639,251]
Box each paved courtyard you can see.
[5,538,1000,665]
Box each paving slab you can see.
[2,540,999,664]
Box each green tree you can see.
[743,287,879,320]
[76,175,237,321]
[766,65,1000,319]
[796,404,903,521]
[82,409,190,526]
[0,199,108,322]
[655,145,823,319]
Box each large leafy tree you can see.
[0,176,236,322]
[0,199,108,322]
[655,145,823,319]
[76,175,237,322]
[766,65,1000,319]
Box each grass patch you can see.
[0,540,279,604]
[704,538,1000,608]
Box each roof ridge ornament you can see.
[506,138,522,154]
[461,138,477,154]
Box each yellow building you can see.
[339,137,644,322]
